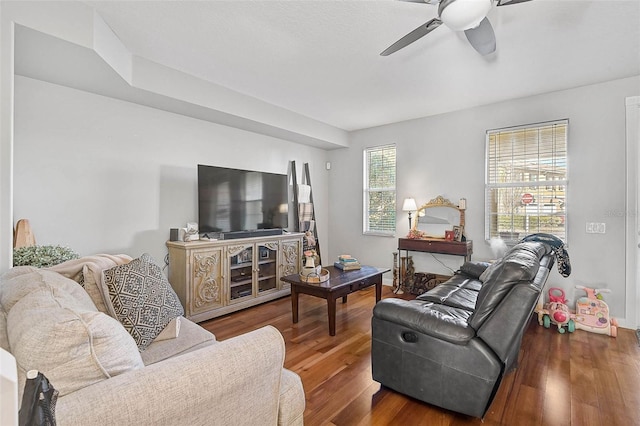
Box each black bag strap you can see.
[19,370,58,426]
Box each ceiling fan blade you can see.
[464,17,496,55]
[380,18,443,56]
[496,0,532,6]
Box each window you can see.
[364,144,396,235]
[486,120,568,242]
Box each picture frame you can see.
[238,249,252,264]
[260,249,270,260]
[453,225,463,242]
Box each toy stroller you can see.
[573,285,618,337]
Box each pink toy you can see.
[573,285,617,337]
[548,287,567,304]
[538,288,575,333]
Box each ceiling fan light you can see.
[439,0,493,31]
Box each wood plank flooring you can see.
[199,286,640,426]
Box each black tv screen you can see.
[198,165,289,234]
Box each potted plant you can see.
[13,245,79,268]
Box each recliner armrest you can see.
[373,298,475,344]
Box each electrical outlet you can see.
[586,222,606,234]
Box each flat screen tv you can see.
[198,164,289,236]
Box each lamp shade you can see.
[439,0,492,31]
[402,198,418,212]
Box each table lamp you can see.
[402,198,418,229]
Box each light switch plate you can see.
[586,222,606,234]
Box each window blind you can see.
[364,144,397,235]
[486,120,568,242]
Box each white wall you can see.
[14,76,328,266]
[1,0,343,272]
[329,75,640,325]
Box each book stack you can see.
[334,254,361,271]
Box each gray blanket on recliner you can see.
[520,233,571,277]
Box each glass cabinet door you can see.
[228,245,254,301]
[257,242,278,294]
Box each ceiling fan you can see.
[381,0,532,57]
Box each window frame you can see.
[363,144,397,236]
[485,120,568,244]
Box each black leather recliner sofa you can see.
[371,240,556,418]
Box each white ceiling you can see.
[71,0,639,131]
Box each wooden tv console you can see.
[167,233,303,322]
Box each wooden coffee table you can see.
[280,265,390,336]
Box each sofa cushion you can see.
[469,242,548,330]
[140,318,216,365]
[2,269,143,398]
[1,266,90,312]
[0,266,41,312]
[478,261,497,282]
[477,242,547,283]
[102,253,184,350]
[417,275,480,312]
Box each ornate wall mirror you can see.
[412,196,465,239]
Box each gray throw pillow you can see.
[102,253,184,350]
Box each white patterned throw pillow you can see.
[102,253,184,350]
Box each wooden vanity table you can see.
[394,195,473,294]
[395,238,473,293]
[398,237,473,261]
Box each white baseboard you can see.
[615,316,637,330]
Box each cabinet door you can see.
[257,242,279,294]
[190,248,224,314]
[227,243,254,302]
[280,238,301,288]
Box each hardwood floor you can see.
[199,286,640,425]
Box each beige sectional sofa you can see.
[0,255,305,425]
